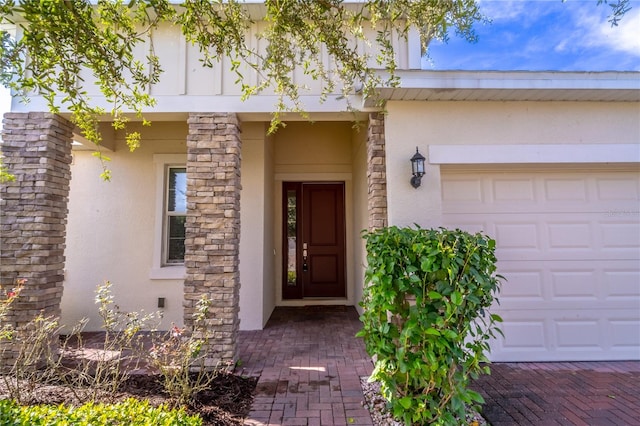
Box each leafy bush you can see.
[0,279,26,345]
[0,279,68,403]
[148,295,219,406]
[1,280,220,407]
[357,226,503,425]
[0,397,202,425]
[55,280,161,402]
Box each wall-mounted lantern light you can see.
[410,147,426,188]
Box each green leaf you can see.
[467,294,481,304]
[427,291,442,300]
[451,291,463,306]
[467,389,485,404]
[398,396,413,409]
[490,313,503,322]
[443,329,458,340]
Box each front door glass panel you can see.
[286,189,297,286]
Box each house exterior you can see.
[1,15,639,364]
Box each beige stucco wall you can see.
[262,133,276,326]
[63,122,188,331]
[387,101,640,146]
[384,100,640,228]
[273,121,353,173]
[239,122,275,330]
[351,125,369,315]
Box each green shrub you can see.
[0,397,202,426]
[148,295,218,406]
[357,226,503,425]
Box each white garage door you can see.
[441,166,640,362]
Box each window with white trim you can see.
[164,166,186,264]
[151,154,186,280]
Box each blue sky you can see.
[1,1,639,116]
[426,0,640,71]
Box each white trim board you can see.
[429,144,640,165]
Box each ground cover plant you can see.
[0,398,203,426]
[0,280,256,425]
[358,226,503,425]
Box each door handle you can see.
[303,243,308,272]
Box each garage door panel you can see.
[488,310,640,361]
[609,320,640,349]
[439,221,489,235]
[447,216,637,255]
[443,171,640,214]
[550,270,598,299]
[494,249,632,262]
[495,223,539,250]
[496,270,544,300]
[547,222,592,249]
[442,169,640,361]
[544,178,588,201]
[555,320,602,349]
[492,320,547,352]
[443,216,640,250]
[492,300,639,311]
[445,203,636,214]
[499,260,640,308]
[596,176,640,200]
[604,269,640,299]
[601,222,640,249]
[494,178,536,201]
[443,218,636,261]
[441,178,484,202]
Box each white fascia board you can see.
[429,144,640,165]
[9,94,371,115]
[379,70,640,91]
[363,70,640,105]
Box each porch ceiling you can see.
[365,70,640,106]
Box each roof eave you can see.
[364,70,640,106]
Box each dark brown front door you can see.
[283,182,346,299]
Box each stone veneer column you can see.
[184,112,241,367]
[367,112,388,230]
[0,112,73,365]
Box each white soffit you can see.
[365,70,640,105]
[429,144,640,164]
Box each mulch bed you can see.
[128,373,257,425]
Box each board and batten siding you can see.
[68,21,417,100]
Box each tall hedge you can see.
[358,226,503,425]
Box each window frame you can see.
[150,154,187,280]
[164,166,187,265]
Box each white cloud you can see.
[596,8,640,55]
[562,3,640,57]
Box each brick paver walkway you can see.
[238,306,640,425]
[239,306,374,425]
